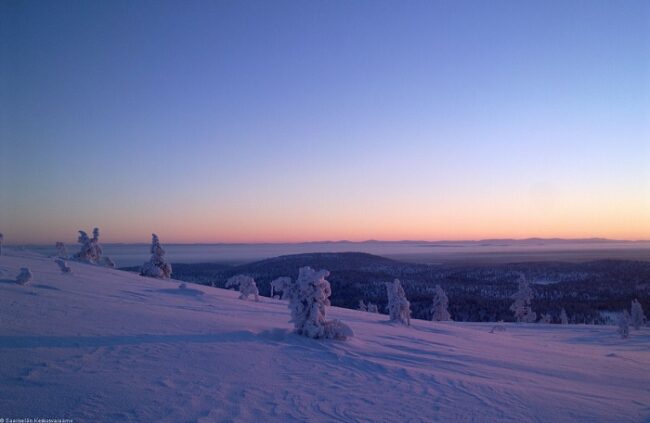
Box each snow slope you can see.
[0,251,648,422]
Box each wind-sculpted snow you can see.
[0,249,648,422]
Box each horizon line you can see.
[7,236,650,247]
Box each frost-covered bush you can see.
[539,313,552,324]
[431,284,451,321]
[73,228,111,266]
[510,274,536,323]
[55,259,72,274]
[55,241,67,258]
[630,299,646,330]
[102,256,116,268]
[270,276,292,300]
[618,310,630,339]
[16,267,33,285]
[560,308,569,325]
[386,279,411,325]
[359,300,382,314]
[286,266,353,340]
[367,302,379,313]
[358,300,368,311]
[140,234,172,279]
[226,275,260,301]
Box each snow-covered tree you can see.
[539,313,552,324]
[55,242,67,258]
[510,274,536,323]
[431,284,451,321]
[630,299,646,330]
[226,275,260,301]
[358,300,368,312]
[367,302,379,313]
[55,259,72,274]
[74,228,105,264]
[386,279,411,325]
[618,310,630,339]
[140,234,172,279]
[560,308,569,325]
[270,276,292,300]
[286,266,353,340]
[16,267,33,285]
[0,232,3,255]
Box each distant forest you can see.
[123,253,650,324]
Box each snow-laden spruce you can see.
[510,274,536,323]
[285,266,353,340]
[55,242,68,258]
[270,276,292,300]
[16,267,33,285]
[55,259,72,274]
[226,275,260,301]
[630,299,646,330]
[140,234,172,279]
[386,279,411,325]
[431,284,451,321]
[560,308,569,325]
[73,227,113,266]
[618,310,630,339]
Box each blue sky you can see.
[1,0,648,243]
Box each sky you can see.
[1,0,649,244]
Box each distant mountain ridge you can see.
[11,237,650,248]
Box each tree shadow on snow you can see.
[0,331,262,349]
[148,288,205,297]
[32,284,61,291]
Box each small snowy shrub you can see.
[630,299,646,330]
[386,279,411,325]
[367,302,379,313]
[55,241,68,258]
[226,275,260,301]
[510,274,536,323]
[101,256,116,268]
[140,234,172,279]
[618,310,630,339]
[358,300,368,311]
[55,259,72,274]
[270,276,292,300]
[490,325,506,333]
[16,267,33,285]
[286,266,353,340]
[560,308,569,325]
[431,284,451,321]
[538,313,552,324]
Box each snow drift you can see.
[0,250,648,422]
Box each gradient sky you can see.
[1,0,649,244]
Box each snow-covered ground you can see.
[1,250,648,422]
